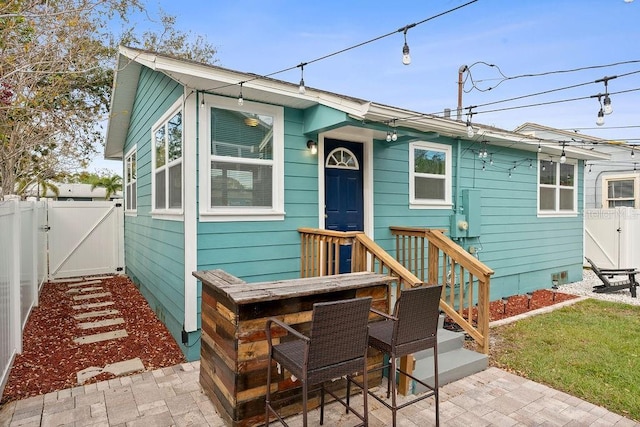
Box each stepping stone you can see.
[72,301,114,310]
[72,292,111,301]
[76,357,144,384]
[73,329,128,345]
[66,280,102,287]
[73,309,119,320]
[78,318,125,330]
[83,276,112,281]
[66,287,103,294]
[50,277,83,283]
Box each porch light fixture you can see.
[238,82,244,106]
[306,140,318,155]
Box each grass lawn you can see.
[490,298,640,422]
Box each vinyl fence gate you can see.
[584,207,640,269]
[1,199,124,395]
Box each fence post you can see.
[10,200,22,354]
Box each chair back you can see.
[307,297,372,371]
[393,285,442,352]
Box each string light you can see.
[401,26,412,65]
[482,161,486,171]
[386,131,392,142]
[537,143,542,153]
[298,63,306,94]
[632,147,635,159]
[560,143,567,164]
[391,119,398,141]
[466,108,474,138]
[238,82,244,106]
[596,95,605,126]
[597,76,616,115]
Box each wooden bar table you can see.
[193,270,393,427]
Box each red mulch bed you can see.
[444,289,579,331]
[1,275,185,404]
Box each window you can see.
[201,95,284,221]
[409,141,452,209]
[152,102,183,215]
[124,147,137,212]
[538,158,576,215]
[602,174,639,208]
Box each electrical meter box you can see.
[462,189,481,237]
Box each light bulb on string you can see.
[603,94,612,115]
[298,63,306,94]
[560,144,567,164]
[537,143,542,153]
[401,28,411,65]
[386,131,392,142]
[489,155,494,165]
[482,161,486,171]
[391,130,398,141]
[632,147,635,159]
[596,108,604,126]
[238,82,244,106]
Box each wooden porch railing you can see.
[390,226,494,354]
[298,227,424,395]
[298,227,494,354]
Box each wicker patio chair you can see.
[366,285,443,427]
[585,257,638,297]
[265,296,372,427]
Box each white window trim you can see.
[124,145,137,216]
[151,98,184,220]
[409,141,452,209]
[198,94,285,222]
[601,173,640,208]
[537,157,578,217]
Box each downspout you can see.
[455,138,463,215]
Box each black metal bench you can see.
[585,257,638,298]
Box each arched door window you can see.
[325,148,360,170]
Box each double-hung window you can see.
[409,141,452,209]
[538,158,577,216]
[124,147,137,213]
[602,174,639,208]
[200,95,284,221]
[152,101,183,216]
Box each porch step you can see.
[412,346,488,393]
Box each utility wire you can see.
[201,0,478,92]
[464,59,640,93]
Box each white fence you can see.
[0,199,47,395]
[584,207,640,269]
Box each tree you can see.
[0,0,217,198]
[90,174,122,200]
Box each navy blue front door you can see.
[324,139,364,273]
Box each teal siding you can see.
[121,68,190,358]
[120,73,586,361]
[372,137,584,300]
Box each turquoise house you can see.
[105,46,607,360]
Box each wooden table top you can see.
[192,270,393,304]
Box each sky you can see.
[93,0,640,173]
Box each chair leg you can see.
[320,383,325,425]
[265,356,272,426]
[362,363,369,426]
[390,355,398,427]
[346,376,351,414]
[302,380,308,427]
[434,349,440,427]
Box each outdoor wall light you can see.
[306,140,318,155]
